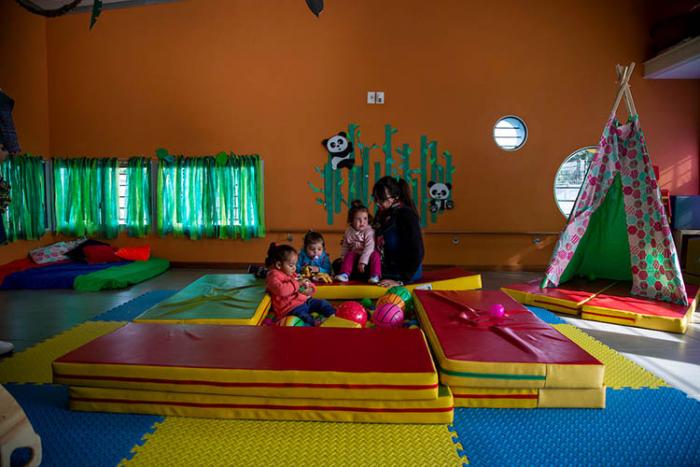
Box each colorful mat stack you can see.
[52,323,454,424]
[414,290,606,408]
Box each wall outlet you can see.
[367,91,376,104]
[376,91,385,104]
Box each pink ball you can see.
[336,301,368,327]
[488,303,505,318]
[373,303,404,328]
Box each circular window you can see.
[493,116,527,151]
[554,146,597,217]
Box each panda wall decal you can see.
[428,181,454,213]
[322,131,355,170]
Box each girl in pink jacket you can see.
[265,243,335,326]
[335,200,382,284]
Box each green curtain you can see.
[54,157,119,238]
[157,153,265,240]
[126,157,151,237]
[0,154,46,242]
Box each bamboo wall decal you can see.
[310,123,455,226]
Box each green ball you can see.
[360,298,374,309]
[388,286,412,304]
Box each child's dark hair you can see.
[265,243,297,267]
[303,231,325,249]
[372,176,418,217]
[347,200,373,224]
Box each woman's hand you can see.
[357,263,366,273]
[378,279,401,288]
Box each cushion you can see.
[30,242,71,264]
[115,246,151,261]
[66,239,110,262]
[83,245,122,264]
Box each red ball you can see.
[335,301,368,327]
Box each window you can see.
[118,161,127,225]
[493,115,527,151]
[554,146,597,217]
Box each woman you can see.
[371,176,424,287]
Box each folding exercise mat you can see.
[53,323,439,401]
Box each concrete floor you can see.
[1,268,698,399]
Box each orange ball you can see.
[376,293,405,310]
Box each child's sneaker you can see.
[335,273,349,282]
[368,276,380,284]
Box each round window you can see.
[554,146,597,217]
[493,116,527,151]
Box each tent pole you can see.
[616,63,638,117]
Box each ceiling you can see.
[25,0,178,13]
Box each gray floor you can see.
[1,268,698,399]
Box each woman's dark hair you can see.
[303,230,325,249]
[347,200,373,224]
[372,176,418,216]
[265,243,297,267]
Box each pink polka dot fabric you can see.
[543,116,688,306]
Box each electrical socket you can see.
[376,91,385,104]
[367,91,376,104]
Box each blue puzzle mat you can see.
[91,290,178,322]
[6,384,163,467]
[526,305,567,324]
[451,387,700,465]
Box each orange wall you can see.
[0,1,53,262]
[1,0,699,267]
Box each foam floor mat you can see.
[0,322,126,384]
[451,387,700,466]
[92,291,178,322]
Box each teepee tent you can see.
[542,63,688,306]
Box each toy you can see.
[488,303,505,319]
[360,297,374,309]
[322,131,355,170]
[387,286,412,305]
[376,293,405,310]
[373,303,404,328]
[428,181,454,213]
[300,265,333,284]
[335,301,368,327]
[277,315,306,327]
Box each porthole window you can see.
[493,115,527,151]
[554,146,597,217]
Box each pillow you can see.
[30,242,71,264]
[115,246,151,261]
[66,239,109,262]
[83,245,122,264]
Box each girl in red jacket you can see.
[265,243,335,326]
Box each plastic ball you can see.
[387,286,412,304]
[376,293,405,311]
[277,315,306,327]
[360,297,374,309]
[335,301,368,327]
[373,303,404,328]
[488,303,505,319]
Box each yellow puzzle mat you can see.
[450,386,606,408]
[69,385,455,425]
[122,417,466,466]
[414,296,604,389]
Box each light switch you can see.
[367,91,376,104]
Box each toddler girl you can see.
[335,200,382,284]
[265,243,335,326]
[296,231,332,274]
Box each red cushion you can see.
[83,245,122,264]
[115,246,151,262]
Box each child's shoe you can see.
[368,276,380,284]
[335,273,349,282]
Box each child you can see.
[296,231,332,275]
[265,243,335,326]
[335,200,382,284]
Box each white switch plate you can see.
[367,91,376,104]
[376,91,385,104]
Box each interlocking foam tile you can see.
[92,290,178,322]
[451,387,700,466]
[124,417,464,466]
[553,324,667,389]
[4,384,163,467]
[525,306,567,325]
[0,322,125,384]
